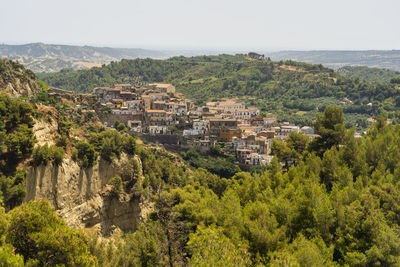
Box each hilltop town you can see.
[47,83,317,168]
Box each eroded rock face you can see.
[25,156,148,236]
[3,78,39,97]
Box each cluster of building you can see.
[91,83,317,167]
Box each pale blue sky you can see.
[1,0,399,50]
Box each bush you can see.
[32,145,50,166]
[32,144,65,166]
[0,171,27,210]
[57,118,72,136]
[0,244,24,266]
[108,175,123,197]
[123,136,137,155]
[7,200,97,266]
[114,121,126,132]
[51,146,65,165]
[75,141,97,168]
[55,136,68,148]
[89,130,137,162]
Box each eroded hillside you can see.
[0,58,41,97]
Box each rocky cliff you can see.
[25,156,150,235]
[25,118,151,236]
[0,58,41,97]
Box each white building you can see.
[206,101,245,113]
[148,125,168,135]
[193,119,209,134]
[250,153,271,166]
[232,108,260,119]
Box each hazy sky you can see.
[1,0,399,50]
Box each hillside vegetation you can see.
[39,54,400,127]
[337,65,400,82]
[93,106,400,266]
[2,59,400,265]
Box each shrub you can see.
[123,136,137,155]
[108,175,123,197]
[89,130,136,162]
[75,141,97,168]
[50,146,65,165]
[55,136,67,148]
[32,144,50,166]
[7,200,97,266]
[32,145,65,166]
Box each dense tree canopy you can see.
[7,200,97,266]
[310,105,346,156]
[337,65,400,83]
[89,107,400,266]
[0,95,35,209]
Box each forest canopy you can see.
[87,106,400,266]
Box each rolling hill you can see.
[0,43,167,72]
[38,54,400,128]
[267,50,400,71]
[337,66,400,82]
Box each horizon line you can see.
[1,42,400,53]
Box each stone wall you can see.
[99,113,143,126]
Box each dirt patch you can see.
[279,65,306,72]
[73,62,102,69]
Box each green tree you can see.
[7,200,97,266]
[0,171,27,210]
[311,106,346,156]
[75,141,97,168]
[0,244,24,267]
[286,131,309,155]
[187,225,251,267]
[271,140,297,168]
[270,235,335,267]
[108,175,123,197]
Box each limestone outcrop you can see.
[25,155,149,236]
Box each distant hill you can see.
[267,50,400,71]
[337,66,400,83]
[0,43,227,73]
[0,43,167,72]
[0,58,40,97]
[5,43,400,73]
